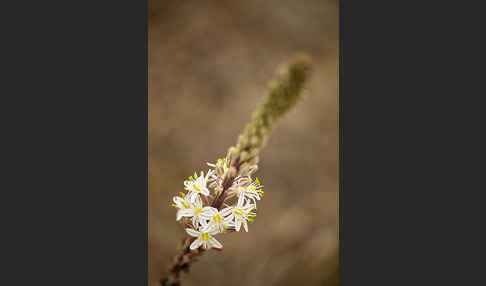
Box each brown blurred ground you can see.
[149,1,338,285]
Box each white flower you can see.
[184,171,212,203]
[236,178,264,206]
[175,195,211,227]
[172,192,193,220]
[185,227,222,250]
[199,206,234,233]
[223,196,256,232]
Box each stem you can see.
[160,238,205,286]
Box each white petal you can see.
[190,238,202,250]
[243,221,248,232]
[203,206,218,216]
[224,214,235,223]
[224,219,235,227]
[209,237,222,249]
[209,227,220,235]
[187,192,195,203]
[235,220,241,232]
[176,209,184,221]
[220,207,233,216]
[173,196,183,204]
[179,209,193,218]
[194,196,203,207]
[185,228,200,237]
[201,188,210,196]
[199,217,210,227]
[237,195,245,207]
[202,241,210,250]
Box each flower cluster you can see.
[171,158,264,250]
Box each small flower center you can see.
[213,215,221,222]
[193,184,201,192]
[194,208,202,214]
[202,233,209,241]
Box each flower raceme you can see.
[171,158,264,250]
[162,55,311,286]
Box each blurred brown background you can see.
[149,1,338,285]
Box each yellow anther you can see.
[202,233,209,241]
[193,185,200,191]
[214,215,221,222]
[194,208,202,214]
[182,202,190,209]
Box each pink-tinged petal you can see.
[209,237,222,249]
[185,228,200,237]
[190,238,202,250]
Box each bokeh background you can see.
[149,1,338,285]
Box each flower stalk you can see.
[160,54,311,286]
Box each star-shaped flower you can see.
[174,194,211,227]
[199,206,234,233]
[185,226,222,250]
[184,170,212,203]
[222,196,256,232]
[236,178,264,206]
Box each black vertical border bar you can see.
[1,0,148,284]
